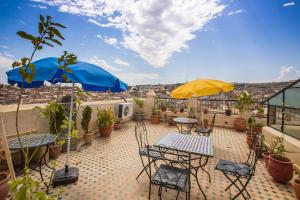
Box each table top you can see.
[154,133,213,157]
[173,117,198,124]
[9,133,56,150]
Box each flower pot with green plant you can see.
[81,106,94,145]
[151,107,161,124]
[257,106,264,119]
[246,117,256,148]
[97,108,115,137]
[292,169,300,200]
[234,91,253,132]
[266,136,294,183]
[114,119,121,130]
[133,97,144,121]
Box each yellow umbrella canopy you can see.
[171,79,234,99]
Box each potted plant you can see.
[257,107,264,119]
[97,108,115,137]
[161,101,168,112]
[262,136,284,168]
[114,119,121,130]
[81,106,94,145]
[246,117,256,148]
[133,97,144,121]
[292,169,300,200]
[267,137,293,183]
[225,108,232,116]
[234,91,253,132]
[151,107,161,124]
[36,100,66,159]
[203,107,208,114]
[254,122,263,134]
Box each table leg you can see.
[39,145,51,193]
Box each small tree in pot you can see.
[257,107,264,119]
[133,97,144,121]
[267,136,293,183]
[81,106,94,145]
[234,91,253,132]
[292,169,300,200]
[97,108,115,137]
[151,107,161,124]
[246,117,256,148]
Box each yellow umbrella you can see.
[171,79,234,99]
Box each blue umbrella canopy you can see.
[6,57,128,91]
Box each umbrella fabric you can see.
[6,57,127,91]
[171,79,234,99]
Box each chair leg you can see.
[223,173,249,200]
[148,183,151,200]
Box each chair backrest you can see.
[146,145,191,187]
[210,113,216,130]
[246,134,262,175]
[135,121,149,151]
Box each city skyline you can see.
[0,0,300,86]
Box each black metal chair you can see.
[194,113,216,136]
[135,121,162,180]
[215,135,262,200]
[146,146,191,200]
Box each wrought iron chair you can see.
[215,135,262,200]
[194,113,216,136]
[146,146,192,200]
[135,121,162,180]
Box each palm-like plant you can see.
[97,108,115,128]
[81,106,92,134]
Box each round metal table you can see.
[9,133,56,192]
[173,117,198,134]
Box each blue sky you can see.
[0,0,299,85]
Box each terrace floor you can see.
[28,121,296,200]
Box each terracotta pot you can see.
[262,152,271,168]
[254,126,262,134]
[225,109,232,116]
[246,136,255,148]
[99,126,113,137]
[161,106,167,112]
[49,144,60,159]
[268,154,293,183]
[203,108,208,114]
[84,132,94,145]
[292,178,300,200]
[114,123,121,130]
[167,116,176,126]
[234,118,247,132]
[151,115,161,124]
[0,173,10,200]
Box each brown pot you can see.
[262,152,271,168]
[49,144,60,159]
[203,108,208,114]
[99,126,113,137]
[114,123,121,130]
[234,117,247,132]
[225,109,232,116]
[84,132,94,145]
[268,154,293,183]
[0,173,10,200]
[167,116,176,126]
[151,115,161,124]
[161,106,167,112]
[246,136,255,148]
[292,178,300,200]
[253,126,262,134]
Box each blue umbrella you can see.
[6,57,128,186]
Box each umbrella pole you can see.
[65,82,75,172]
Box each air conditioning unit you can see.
[117,102,133,120]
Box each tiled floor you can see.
[32,121,296,200]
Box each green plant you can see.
[256,122,263,127]
[248,117,256,137]
[9,15,66,199]
[258,107,264,114]
[97,108,115,128]
[81,106,92,134]
[269,135,286,154]
[133,97,144,114]
[235,91,253,118]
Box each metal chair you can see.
[135,121,162,180]
[146,146,192,200]
[194,113,216,136]
[215,135,262,200]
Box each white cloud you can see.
[0,45,8,49]
[2,52,14,58]
[0,55,14,83]
[227,9,246,16]
[96,34,118,47]
[89,56,122,72]
[114,58,129,66]
[28,4,48,9]
[283,2,295,7]
[31,0,225,67]
[117,72,159,85]
[275,66,300,81]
